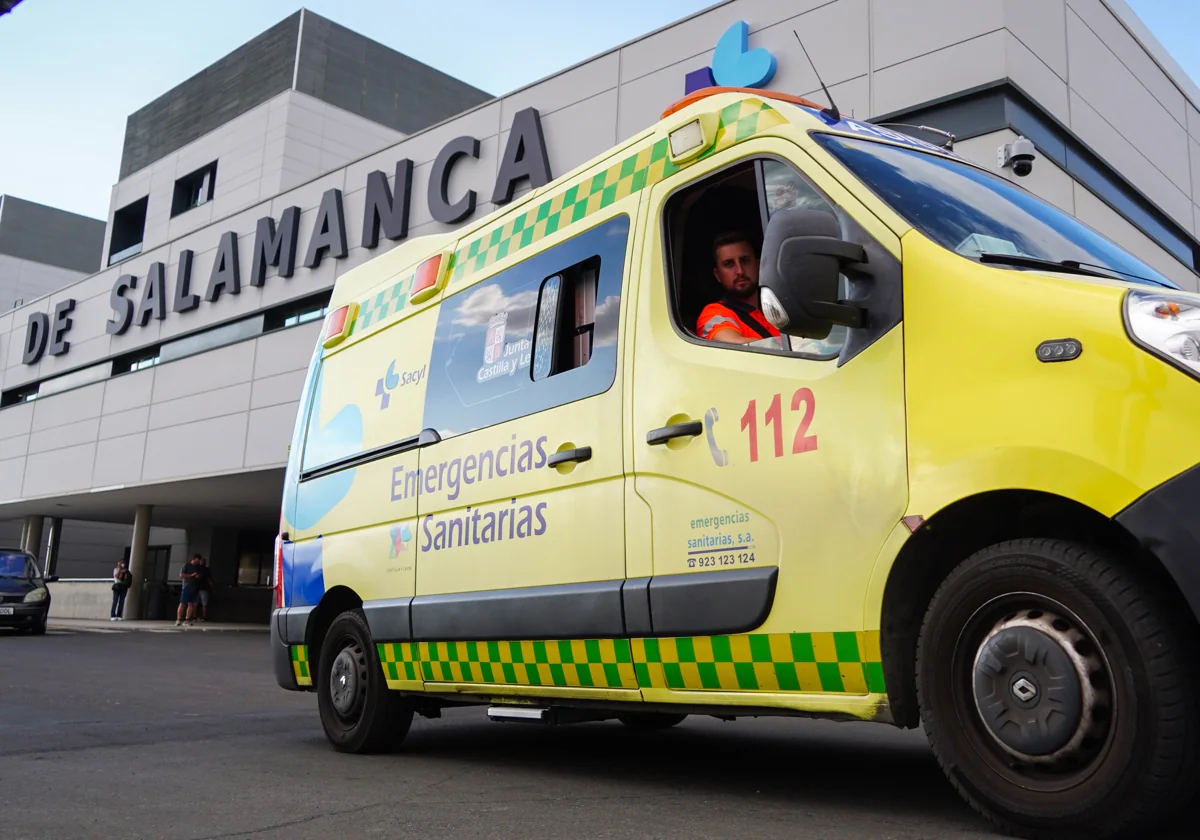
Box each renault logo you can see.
[1012,677,1038,702]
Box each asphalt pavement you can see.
[0,627,1193,840]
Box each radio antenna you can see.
[794,30,840,122]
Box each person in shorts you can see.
[175,554,201,626]
[193,556,212,622]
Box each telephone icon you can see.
[705,407,729,467]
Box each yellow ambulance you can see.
[270,86,1200,839]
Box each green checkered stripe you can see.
[376,629,885,696]
[379,639,639,689]
[446,98,785,288]
[290,645,312,686]
[350,269,414,335]
[631,631,885,694]
[347,97,785,338]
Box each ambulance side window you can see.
[299,362,360,473]
[423,214,629,438]
[664,156,847,360]
[531,256,601,382]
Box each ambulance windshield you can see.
[813,133,1175,289]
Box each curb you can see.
[47,622,268,634]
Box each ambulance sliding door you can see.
[410,204,641,697]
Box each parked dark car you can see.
[0,549,56,635]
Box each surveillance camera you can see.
[998,135,1036,177]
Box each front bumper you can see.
[0,603,48,628]
[1116,461,1200,622]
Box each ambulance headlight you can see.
[1125,290,1200,379]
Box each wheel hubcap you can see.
[329,646,364,717]
[971,607,1111,766]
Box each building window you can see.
[108,196,149,266]
[236,532,276,587]
[158,314,265,364]
[0,383,38,408]
[171,162,218,217]
[112,347,161,376]
[264,291,331,331]
[36,362,111,398]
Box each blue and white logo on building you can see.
[686,21,778,94]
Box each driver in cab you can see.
[696,231,784,347]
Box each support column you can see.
[21,515,44,560]
[43,517,63,578]
[124,505,152,620]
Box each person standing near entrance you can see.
[194,556,212,623]
[110,560,132,621]
[175,554,201,626]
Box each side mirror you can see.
[45,575,59,583]
[759,208,866,338]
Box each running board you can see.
[487,706,548,722]
[486,705,616,725]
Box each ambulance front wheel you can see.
[617,712,688,730]
[317,609,413,753]
[917,539,1200,840]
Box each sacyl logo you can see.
[377,361,400,410]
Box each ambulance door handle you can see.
[546,447,592,467]
[647,421,703,445]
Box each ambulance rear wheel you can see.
[317,609,413,753]
[917,539,1200,840]
[617,712,687,730]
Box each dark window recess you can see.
[422,214,629,439]
[236,531,276,587]
[531,257,601,381]
[0,383,39,408]
[111,346,162,376]
[171,162,218,217]
[108,197,148,266]
[264,290,332,331]
[661,156,846,359]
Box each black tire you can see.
[917,538,1200,840]
[617,712,688,730]
[316,609,413,753]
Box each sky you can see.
[0,0,1196,221]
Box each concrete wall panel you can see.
[99,406,150,441]
[141,413,249,481]
[148,383,253,432]
[92,433,147,488]
[0,457,25,501]
[1005,0,1068,79]
[873,30,1007,118]
[149,342,256,405]
[28,418,99,455]
[244,402,299,467]
[22,442,97,497]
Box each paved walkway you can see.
[47,617,268,634]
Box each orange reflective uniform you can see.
[697,298,781,341]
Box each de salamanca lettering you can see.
[19,107,553,366]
